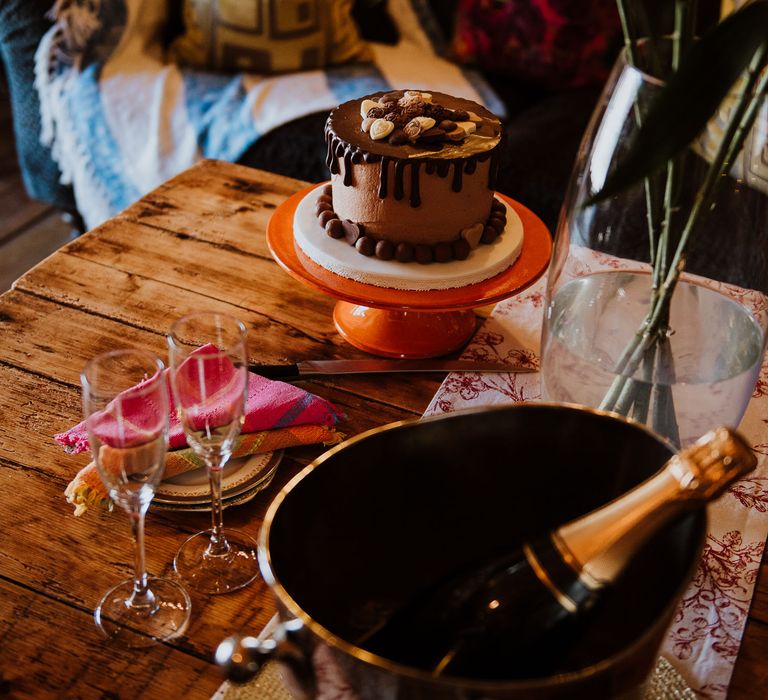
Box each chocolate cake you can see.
[318,90,506,264]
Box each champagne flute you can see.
[167,312,259,594]
[82,349,191,647]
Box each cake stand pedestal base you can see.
[333,303,476,358]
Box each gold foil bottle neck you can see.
[667,426,756,500]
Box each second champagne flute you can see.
[168,312,259,594]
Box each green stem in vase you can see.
[604,8,692,387]
[654,2,692,290]
[612,353,653,422]
[644,5,692,441]
[617,0,665,78]
[631,351,655,424]
[616,0,664,266]
[650,335,681,446]
[654,160,676,289]
[672,1,694,71]
[644,177,660,268]
[616,0,642,67]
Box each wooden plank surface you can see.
[0,579,218,700]
[0,159,764,699]
[0,160,440,699]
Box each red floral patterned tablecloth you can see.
[424,274,768,699]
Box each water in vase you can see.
[541,271,765,446]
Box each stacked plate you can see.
[152,451,283,512]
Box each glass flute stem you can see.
[207,462,230,556]
[128,505,156,611]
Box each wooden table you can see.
[0,160,765,698]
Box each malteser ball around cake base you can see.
[294,186,524,290]
[321,90,507,265]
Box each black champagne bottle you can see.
[356,427,756,678]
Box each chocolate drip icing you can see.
[393,160,406,201]
[487,133,505,190]
[379,157,390,198]
[325,116,503,208]
[451,160,463,192]
[370,152,495,207]
[324,129,367,185]
[326,136,338,174]
[410,162,421,208]
[342,150,353,186]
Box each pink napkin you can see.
[57,345,341,454]
[80,369,168,449]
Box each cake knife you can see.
[249,359,537,379]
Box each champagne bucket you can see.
[252,403,705,699]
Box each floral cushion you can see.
[450,0,621,89]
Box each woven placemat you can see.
[647,658,697,700]
[212,655,695,700]
[212,660,292,700]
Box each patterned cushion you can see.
[450,0,621,89]
[171,0,371,73]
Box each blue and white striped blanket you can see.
[35,0,504,230]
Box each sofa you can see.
[0,0,719,235]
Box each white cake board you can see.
[293,185,524,291]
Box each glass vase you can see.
[540,42,768,447]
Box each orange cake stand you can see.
[266,184,552,358]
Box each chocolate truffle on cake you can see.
[319,90,506,263]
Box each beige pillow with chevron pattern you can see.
[171,0,371,73]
